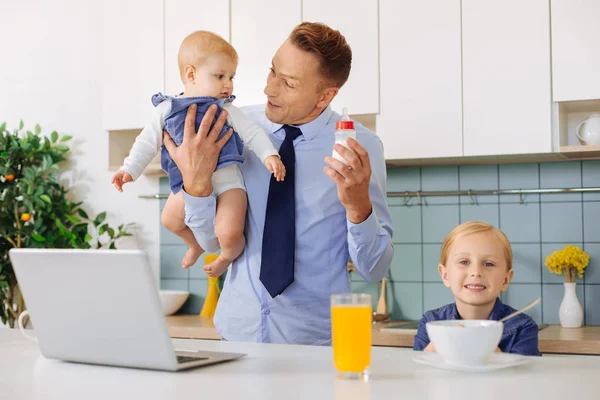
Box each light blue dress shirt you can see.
[183,104,394,345]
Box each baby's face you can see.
[188,53,237,99]
[439,232,514,309]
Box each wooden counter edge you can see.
[166,315,600,355]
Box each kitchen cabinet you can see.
[302,0,379,115]
[551,0,600,102]
[102,0,164,131]
[462,0,552,156]
[231,0,301,107]
[164,0,230,96]
[377,0,462,160]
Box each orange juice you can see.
[331,304,372,373]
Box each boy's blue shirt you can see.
[414,297,541,356]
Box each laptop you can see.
[9,248,245,371]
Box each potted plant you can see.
[0,121,133,328]
[545,244,590,328]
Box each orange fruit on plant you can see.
[21,213,31,222]
[5,174,14,181]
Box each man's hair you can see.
[288,22,352,89]
[178,30,238,79]
[439,221,513,270]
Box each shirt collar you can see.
[488,297,505,321]
[448,303,461,320]
[269,105,333,141]
[451,298,503,320]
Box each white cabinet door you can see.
[302,0,378,115]
[551,0,600,102]
[377,0,462,160]
[231,0,301,107]
[103,0,164,130]
[164,0,230,96]
[462,0,552,156]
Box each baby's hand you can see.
[264,155,286,182]
[111,170,133,192]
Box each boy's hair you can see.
[440,221,513,270]
[288,22,352,90]
[178,31,238,79]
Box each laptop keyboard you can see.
[177,355,209,364]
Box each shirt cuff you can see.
[347,209,379,247]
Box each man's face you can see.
[263,39,335,125]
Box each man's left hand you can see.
[324,138,373,224]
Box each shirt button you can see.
[263,309,270,315]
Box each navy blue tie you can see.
[260,125,302,298]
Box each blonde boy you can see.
[413,221,540,356]
[111,31,285,277]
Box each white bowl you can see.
[159,290,189,316]
[426,320,503,366]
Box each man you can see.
[163,22,394,345]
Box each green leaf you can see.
[98,224,107,236]
[40,194,52,204]
[31,233,46,243]
[77,209,89,220]
[51,131,58,143]
[19,120,24,130]
[0,122,5,132]
[84,234,92,242]
[66,215,80,224]
[95,212,106,226]
[55,218,66,235]
[54,144,69,152]
[35,124,41,135]
[107,228,115,238]
[109,242,116,250]
[60,135,73,142]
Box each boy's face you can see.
[263,39,338,125]
[190,53,237,99]
[439,231,514,310]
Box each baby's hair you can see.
[178,30,238,79]
[439,221,513,270]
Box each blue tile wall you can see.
[159,161,600,324]
[375,161,600,325]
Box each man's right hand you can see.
[162,103,233,197]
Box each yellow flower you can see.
[545,245,590,282]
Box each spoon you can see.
[499,298,541,322]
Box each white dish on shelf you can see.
[159,290,189,316]
[413,352,531,372]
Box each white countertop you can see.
[2,329,599,400]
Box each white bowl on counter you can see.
[159,290,189,316]
[426,320,503,366]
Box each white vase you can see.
[559,282,583,328]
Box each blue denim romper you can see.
[153,93,245,193]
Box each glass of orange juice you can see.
[331,293,372,380]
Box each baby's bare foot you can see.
[182,246,204,269]
[203,255,231,278]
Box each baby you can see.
[111,31,285,277]
[413,221,540,356]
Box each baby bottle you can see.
[332,107,356,166]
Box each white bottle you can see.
[332,107,356,166]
